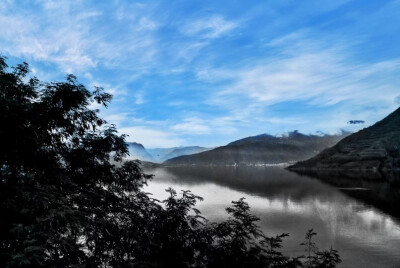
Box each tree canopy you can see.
[0,56,341,267]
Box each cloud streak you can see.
[0,0,160,75]
[180,15,237,39]
[119,126,185,148]
[199,31,400,131]
[1,0,399,146]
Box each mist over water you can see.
[144,166,400,268]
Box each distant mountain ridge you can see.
[127,145,211,163]
[289,107,400,171]
[164,131,349,166]
[161,146,211,161]
[146,148,176,162]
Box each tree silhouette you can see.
[0,56,340,267]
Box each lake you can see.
[143,166,400,268]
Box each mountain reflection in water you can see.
[144,166,400,268]
[292,169,400,220]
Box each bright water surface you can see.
[144,166,400,268]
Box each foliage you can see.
[300,229,341,268]
[0,56,341,267]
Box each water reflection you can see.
[144,166,400,268]
[292,169,400,219]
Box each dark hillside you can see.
[289,107,400,171]
[165,131,348,166]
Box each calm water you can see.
[143,166,400,268]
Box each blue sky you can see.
[1,0,400,147]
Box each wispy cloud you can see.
[119,126,185,148]
[265,117,310,125]
[103,113,130,126]
[171,117,211,135]
[134,93,145,105]
[180,15,237,39]
[199,31,400,125]
[0,3,99,72]
[0,1,159,75]
[171,115,239,136]
[2,0,399,146]
[396,95,400,105]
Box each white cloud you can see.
[171,116,239,136]
[180,15,237,39]
[175,41,208,62]
[3,1,399,146]
[119,126,185,148]
[171,117,211,135]
[103,113,130,126]
[134,93,145,105]
[0,0,13,10]
[137,17,158,31]
[200,32,400,111]
[395,95,400,105]
[0,1,159,75]
[265,117,309,125]
[4,1,108,71]
[88,80,128,101]
[189,31,400,134]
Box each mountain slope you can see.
[289,107,400,171]
[163,146,211,161]
[164,131,348,166]
[147,148,176,162]
[126,142,155,162]
[148,146,211,162]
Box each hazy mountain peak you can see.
[147,146,212,163]
[129,142,145,149]
[126,142,155,162]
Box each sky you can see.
[1,0,400,148]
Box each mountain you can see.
[162,146,211,161]
[148,146,211,162]
[164,131,349,166]
[289,107,400,171]
[126,142,155,162]
[147,148,176,162]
